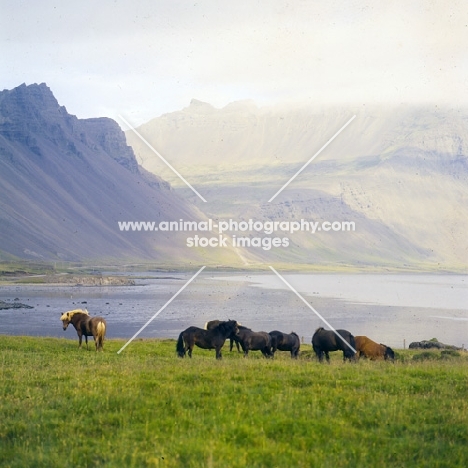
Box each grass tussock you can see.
[1,336,467,468]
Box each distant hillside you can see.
[0,83,242,264]
[126,100,468,271]
[127,100,468,174]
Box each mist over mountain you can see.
[0,83,241,264]
[126,100,468,271]
[128,99,468,172]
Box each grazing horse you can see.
[312,327,356,363]
[205,319,241,352]
[177,320,238,359]
[355,336,395,361]
[269,330,300,359]
[235,327,273,358]
[60,309,107,351]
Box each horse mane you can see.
[291,332,299,338]
[60,308,89,321]
[315,327,325,332]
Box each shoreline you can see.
[1,261,466,284]
[0,273,466,349]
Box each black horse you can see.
[312,327,356,363]
[176,320,238,359]
[205,319,241,352]
[269,330,300,359]
[235,326,273,358]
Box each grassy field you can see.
[1,336,467,468]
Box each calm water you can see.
[232,273,468,310]
[0,272,466,349]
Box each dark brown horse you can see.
[60,309,107,351]
[177,320,238,359]
[235,327,273,358]
[269,330,300,359]
[205,319,241,352]
[312,327,356,363]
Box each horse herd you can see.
[59,309,395,362]
[176,319,395,362]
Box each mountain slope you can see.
[127,100,468,176]
[126,100,468,271]
[0,83,240,264]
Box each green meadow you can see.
[1,336,467,468]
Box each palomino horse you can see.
[60,309,107,351]
[177,320,239,359]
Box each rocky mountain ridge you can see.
[0,84,240,264]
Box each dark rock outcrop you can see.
[0,300,34,310]
[409,339,461,351]
[40,275,136,286]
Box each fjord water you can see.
[0,272,466,349]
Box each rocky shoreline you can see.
[0,300,34,310]
[38,275,136,286]
[3,274,137,287]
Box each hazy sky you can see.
[1,0,467,124]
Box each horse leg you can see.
[271,345,277,358]
[84,335,89,350]
[92,333,98,351]
[315,349,323,362]
[230,338,240,353]
[325,351,330,363]
[95,334,102,352]
[78,332,83,349]
[216,347,222,360]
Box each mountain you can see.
[127,99,468,174]
[0,83,242,264]
[126,100,468,271]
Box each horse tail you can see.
[176,332,186,358]
[96,320,106,351]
